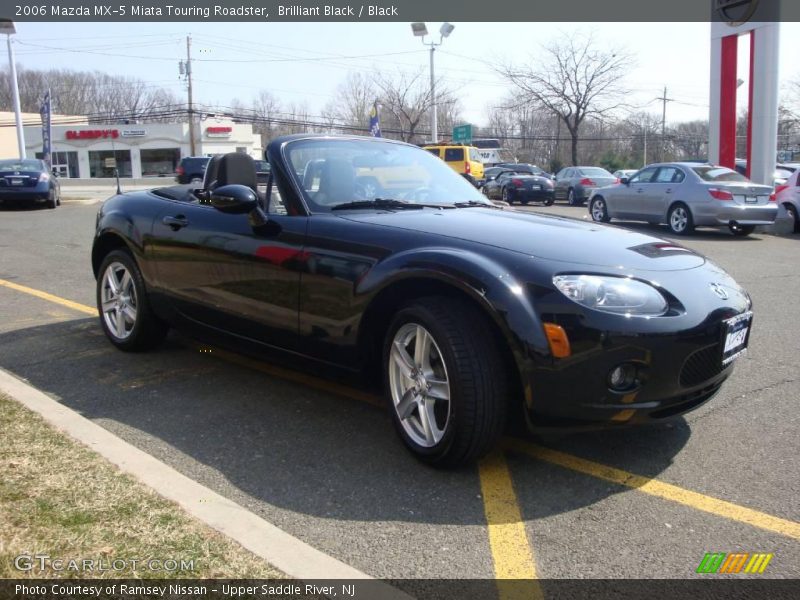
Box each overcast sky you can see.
[10,21,800,127]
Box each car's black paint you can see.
[93,134,752,431]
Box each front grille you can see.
[680,343,724,387]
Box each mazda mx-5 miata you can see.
[92,135,753,467]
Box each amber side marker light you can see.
[543,323,571,358]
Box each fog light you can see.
[608,364,637,391]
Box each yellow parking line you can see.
[0,278,95,316]
[504,438,800,541]
[478,451,542,599]
[4,278,800,545]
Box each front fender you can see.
[92,196,153,281]
[356,246,551,359]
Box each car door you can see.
[645,166,685,221]
[148,175,308,352]
[554,168,572,199]
[616,166,659,218]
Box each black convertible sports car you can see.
[92,135,753,467]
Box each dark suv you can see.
[175,156,211,184]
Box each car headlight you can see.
[552,274,668,316]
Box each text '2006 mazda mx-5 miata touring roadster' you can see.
[92,135,753,467]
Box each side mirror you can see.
[210,184,259,214]
[620,177,630,185]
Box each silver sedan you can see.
[588,162,778,236]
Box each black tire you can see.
[383,296,507,468]
[96,249,168,351]
[502,187,512,204]
[783,203,799,233]
[729,223,756,237]
[590,196,610,222]
[543,197,554,206]
[46,190,57,209]
[667,203,694,235]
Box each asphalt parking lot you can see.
[0,198,798,588]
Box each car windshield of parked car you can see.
[0,159,44,171]
[692,166,749,182]
[284,138,490,210]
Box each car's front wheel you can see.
[783,203,799,233]
[668,203,694,235]
[384,297,507,468]
[590,196,610,222]
[97,249,168,351]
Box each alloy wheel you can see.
[670,207,688,233]
[388,323,451,448]
[100,262,138,340]
[591,199,607,221]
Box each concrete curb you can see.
[0,368,412,599]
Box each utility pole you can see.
[185,35,196,156]
[656,86,674,161]
[3,21,25,158]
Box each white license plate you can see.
[744,196,758,204]
[530,185,541,190]
[9,178,24,186]
[721,312,752,365]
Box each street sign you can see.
[452,124,472,144]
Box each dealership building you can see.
[18,118,263,179]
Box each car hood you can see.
[339,208,706,272]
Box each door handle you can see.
[162,215,189,230]
[665,188,673,194]
[636,188,645,193]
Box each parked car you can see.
[554,166,616,205]
[588,162,777,236]
[733,159,793,187]
[92,136,754,467]
[0,158,60,209]
[175,156,211,184]
[495,163,552,178]
[613,169,638,181]
[254,159,271,185]
[482,169,555,205]
[773,169,800,233]
[423,144,485,186]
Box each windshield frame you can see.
[0,159,45,171]
[280,136,492,213]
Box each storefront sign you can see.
[206,126,233,138]
[66,129,119,140]
[121,129,146,137]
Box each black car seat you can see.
[314,159,356,206]
[215,153,258,193]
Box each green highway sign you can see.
[452,124,472,144]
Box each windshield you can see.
[284,138,490,210]
[692,166,748,182]
[0,159,44,171]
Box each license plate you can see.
[744,196,757,204]
[530,185,541,190]
[9,178,23,186]
[721,311,752,365]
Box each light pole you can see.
[411,22,454,144]
[1,20,25,158]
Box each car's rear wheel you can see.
[668,203,694,235]
[543,197,554,206]
[190,176,203,185]
[384,297,507,468]
[590,196,610,222]
[729,223,756,237]
[783,203,799,233]
[46,190,57,209]
[567,188,578,206]
[502,187,512,204]
[97,249,168,351]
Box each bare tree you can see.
[323,72,377,131]
[372,69,454,143]
[502,34,631,165]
